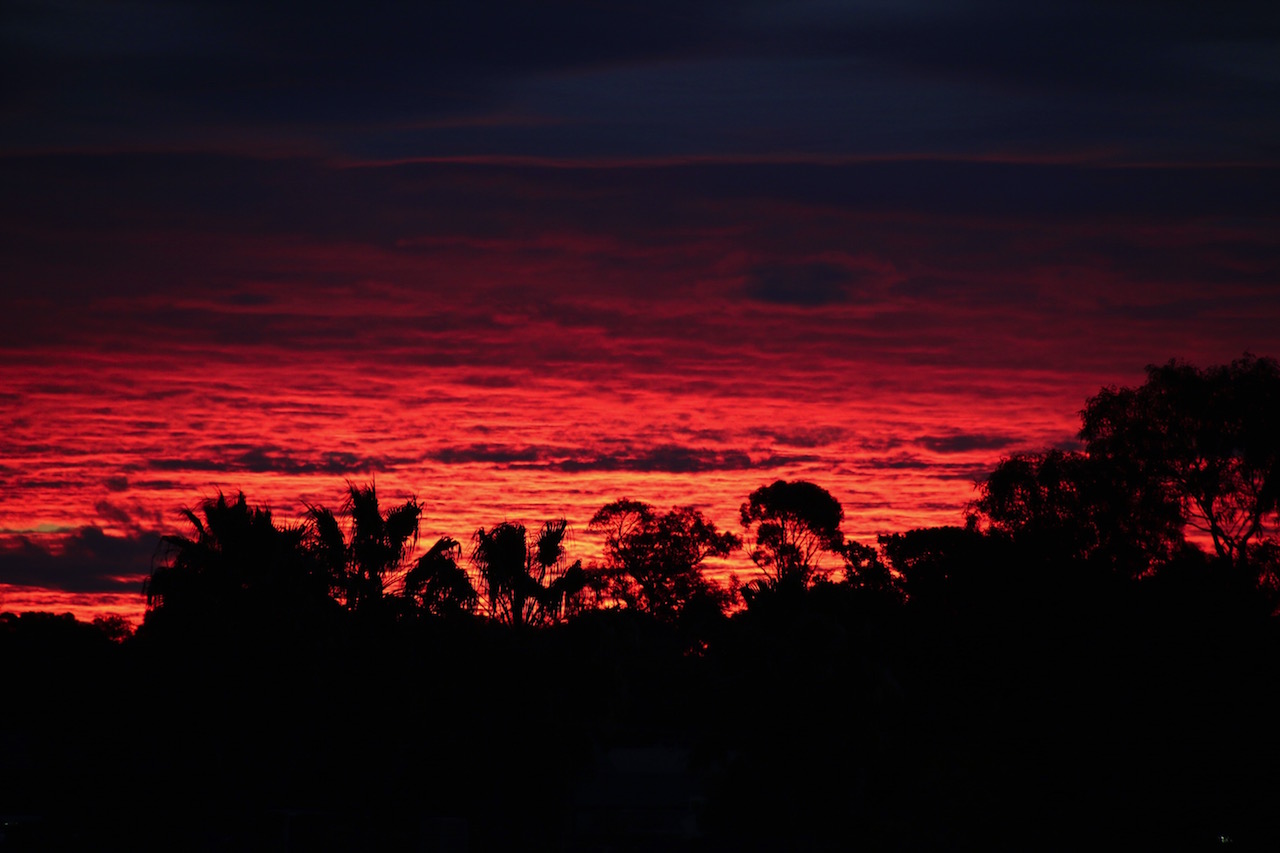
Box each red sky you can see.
[2,2,1278,622]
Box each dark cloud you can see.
[749,427,846,449]
[771,2,1229,95]
[226,291,277,307]
[134,480,179,491]
[742,262,869,307]
[430,444,546,465]
[3,1,1274,163]
[917,433,1020,454]
[0,1,738,154]
[0,527,157,593]
[869,456,930,471]
[551,446,816,474]
[554,446,755,474]
[863,455,996,482]
[234,448,373,476]
[456,373,521,389]
[428,443,816,473]
[7,157,1276,276]
[93,500,134,528]
[144,447,395,476]
[945,464,1001,482]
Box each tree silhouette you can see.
[92,614,134,643]
[839,537,899,598]
[402,536,477,617]
[739,480,844,591]
[879,524,999,610]
[1080,355,1280,575]
[589,499,740,621]
[145,491,328,628]
[471,519,587,627]
[970,448,1184,576]
[306,482,421,614]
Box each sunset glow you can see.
[3,2,1278,623]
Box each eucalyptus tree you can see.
[589,499,739,620]
[969,448,1184,576]
[740,480,845,590]
[839,537,899,598]
[1080,355,1280,573]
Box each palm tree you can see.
[402,536,478,617]
[306,482,421,614]
[145,491,326,628]
[470,519,587,627]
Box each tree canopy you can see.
[589,499,740,621]
[402,536,477,618]
[306,482,421,615]
[969,448,1184,576]
[1080,354,1280,575]
[739,479,845,589]
[145,491,330,631]
[471,519,587,627]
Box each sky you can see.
[2,0,1279,622]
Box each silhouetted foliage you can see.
[471,519,587,627]
[589,499,740,621]
[306,482,421,615]
[2,610,117,652]
[970,448,1184,576]
[91,613,134,643]
[840,537,901,599]
[144,491,331,633]
[739,479,844,591]
[879,524,1005,610]
[402,535,478,617]
[1081,354,1280,576]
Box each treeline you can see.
[135,354,1280,640]
[3,355,1279,851]
[138,480,883,640]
